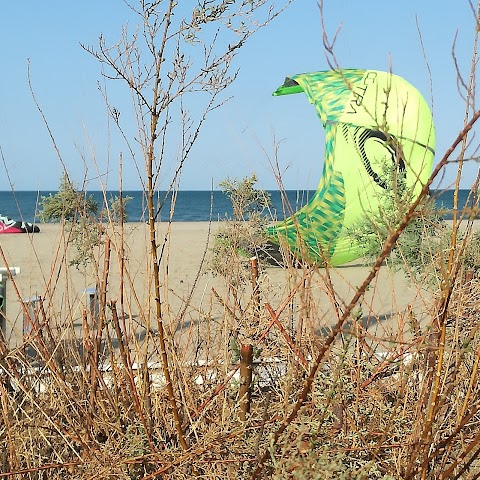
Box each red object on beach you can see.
[0,214,40,233]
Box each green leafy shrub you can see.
[347,181,480,286]
[210,174,272,281]
[39,172,98,222]
[39,173,132,268]
[106,194,133,223]
[219,174,271,222]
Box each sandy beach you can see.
[0,220,438,355]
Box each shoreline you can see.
[0,188,476,226]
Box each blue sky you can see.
[0,1,478,191]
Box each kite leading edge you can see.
[267,69,435,266]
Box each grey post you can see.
[23,295,42,337]
[0,267,21,342]
[84,287,99,324]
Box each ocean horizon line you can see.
[0,189,475,224]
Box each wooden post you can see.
[249,256,260,316]
[239,344,253,422]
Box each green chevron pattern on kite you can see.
[300,173,345,259]
[271,172,346,262]
[266,123,338,236]
[290,70,365,124]
[322,123,336,178]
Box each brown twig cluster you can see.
[1,1,480,479]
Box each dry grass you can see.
[1,2,479,476]
[0,189,479,479]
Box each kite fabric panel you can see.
[267,69,435,266]
[0,214,40,234]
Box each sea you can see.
[0,189,475,224]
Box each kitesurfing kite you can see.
[0,214,40,234]
[267,69,435,266]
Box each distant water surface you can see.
[0,189,475,224]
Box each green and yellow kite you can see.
[267,69,435,266]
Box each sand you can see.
[0,220,456,351]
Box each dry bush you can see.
[1,194,480,479]
[1,1,480,479]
